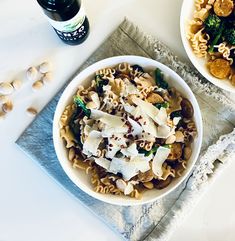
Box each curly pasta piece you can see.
[60,126,77,148]
[190,28,210,58]
[215,43,235,65]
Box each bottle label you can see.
[46,6,86,33]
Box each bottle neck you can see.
[37,0,81,21]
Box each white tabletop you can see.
[1,0,235,240]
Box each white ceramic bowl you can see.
[180,0,235,93]
[53,56,203,206]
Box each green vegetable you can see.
[74,95,91,117]
[204,14,225,53]
[154,68,169,89]
[155,102,169,109]
[69,111,83,148]
[223,28,235,45]
[131,64,144,73]
[163,144,171,149]
[139,146,159,156]
[95,74,109,95]
[204,13,221,37]
[170,110,182,119]
[208,22,225,53]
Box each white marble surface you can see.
[0,0,235,240]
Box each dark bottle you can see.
[36,0,90,45]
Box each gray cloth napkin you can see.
[16,19,235,241]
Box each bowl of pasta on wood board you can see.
[180,0,235,93]
[53,56,203,206]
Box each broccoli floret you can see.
[74,95,91,117]
[154,68,169,89]
[155,102,169,109]
[204,14,226,53]
[223,28,235,45]
[204,13,221,36]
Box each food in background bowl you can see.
[59,63,197,199]
[187,0,235,85]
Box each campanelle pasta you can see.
[60,63,197,199]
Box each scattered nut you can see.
[0,111,6,120]
[143,182,154,189]
[165,135,176,144]
[27,67,38,81]
[116,179,127,192]
[42,72,52,84]
[32,80,43,91]
[0,95,9,104]
[26,107,38,116]
[175,131,185,142]
[0,82,14,95]
[86,101,97,109]
[2,100,13,113]
[39,61,51,74]
[12,79,23,90]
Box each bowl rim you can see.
[180,0,235,93]
[53,55,203,206]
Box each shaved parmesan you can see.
[124,183,134,195]
[122,82,140,97]
[155,107,168,126]
[89,92,100,109]
[109,156,151,181]
[94,157,110,170]
[121,143,138,157]
[83,130,103,157]
[152,146,171,177]
[127,117,143,136]
[156,125,171,138]
[91,109,124,128]
[132,97,159,121]
[102,125,128,138]
[173,117,181,126]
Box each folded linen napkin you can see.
[16,19,235,241]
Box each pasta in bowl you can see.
[180,0,235,93]
[53,56,203,205]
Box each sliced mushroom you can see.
[181,98,194,118]
[138,169,154,182]
[154,176,173,189]
[143,181,154,189]
[183,146,192,160]
[167,143,182,161]
[146,93,164,104]
[208,58,231,79]
[214,0,234,17]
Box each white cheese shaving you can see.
[109,156,151,181]
[89,92,100,109]
[102,125,128,138]
[82,130,103,157]
[155,107,168,126]
[152,146,171,177]
[156,125,171,138]
[173,117,181,126]
[124,183,134,195]
[93,157,110,170]
[132,97,159,121]
[127,117,143,136]
[91,109,124,128]
[122,82,140,97]
[121,143,138,157]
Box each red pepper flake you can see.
[120,145,125,148]
[109,144,113,147]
